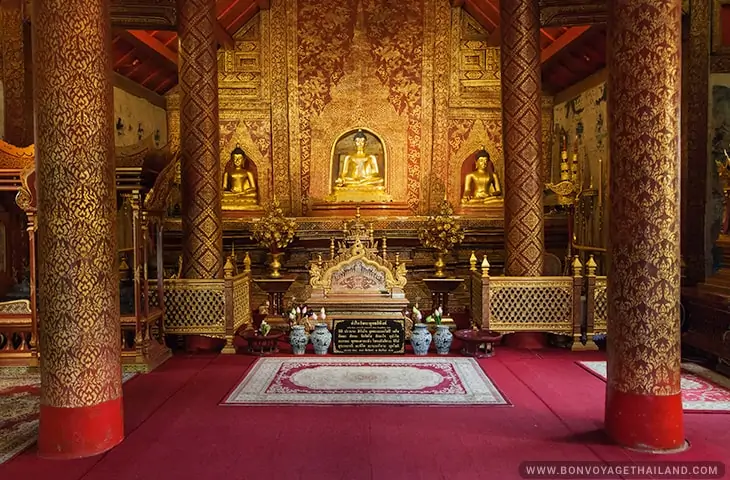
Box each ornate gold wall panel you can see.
[178,0,223,279]
[270,0,292,211]
[449,9,501,109]
[1,0,33,147]
[683,0,710,284]
[500,0,545,277]
[218,15,268,101]
[607,0,682,396]
[33,0,121,407]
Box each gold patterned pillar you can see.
[178,0,223,279]
[605,0,685,451]
[500,0,544,277]
[32,0,123,458]
[1,0,33,146]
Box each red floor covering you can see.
[1,349,729,480]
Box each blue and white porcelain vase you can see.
[433,325,453,355]
[310,323,332,355]
[410,324,432,355]
[289,325,308,355]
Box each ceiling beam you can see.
[113,72,167,109]
[255,0,271,9]
[487,25,500,46]
[463,0,498,30]
[539,0,607,27]
[541,25,591,63]
[121,30,178,72]
[110,0,177,30]
[215,21,235,49]
[451,0,466,6]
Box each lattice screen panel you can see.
[232,275,252,333]
[489,278,573,333]
[163,281,225,336]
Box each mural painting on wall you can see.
[552,80,608,248]
[297,0,426,213]
[709,81,730,271]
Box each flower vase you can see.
[269,252,283,278]
[289,325,308,355]
[434,252,446,278]
[410,324,432,355]
[310,323,332,355]
[433,325,453,355]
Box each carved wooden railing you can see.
[0,300,37,366]
[470,255,591,351]
[156,259,252,353]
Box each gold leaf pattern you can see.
[179,0,224,279]
[606,0,682,396]
[500,0,544,277]
[34,0,122,407]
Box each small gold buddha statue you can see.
[335,130,384,189]
[222,145,258,210]
[327,129,391,203]
[461,148,502,205]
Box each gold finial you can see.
[481,255,490,277]
[243,252,252,272]
[469,251,477,271]
[586,254,597,276]
[571,255,583,277]
[382,237,387,259]
[356,206,361,221]
[317,253,323,266]
[330,237,336,259]
[224,256,235,278]
[395,252,401,266]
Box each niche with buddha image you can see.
[327,128,391,203]
[222,144,260,211]
[459,148,503,210]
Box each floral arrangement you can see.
[251,199,297,253]
[403,304,423,324]
[288,305,326,332]
[426,306,443,325]
[259,319,271,336]
[417,199,464,254]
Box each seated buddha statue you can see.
[335,130,384,189]
[222,145,258,210]
[461,148,502,205]
[328,130,390,203]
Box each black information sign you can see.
[332,318,405,354]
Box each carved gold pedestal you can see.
[456,202,504,218]
[253,275,296,331]
[309,200,411,217]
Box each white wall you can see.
[0,81,168,148]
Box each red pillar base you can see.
[38,396,124,459]
[504,332,548,349]
[605,386,685,452]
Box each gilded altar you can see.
[304,213,411,338]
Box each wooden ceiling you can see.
[110,0,606,97]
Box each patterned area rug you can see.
[0,371,136,465]
[222,357,509,406]
[578,361,730,413]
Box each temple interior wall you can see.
[0,80,4,139]
[112,86,168,148]
[166,0,554,216]
[552,69,608,255]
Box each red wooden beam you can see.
[122,30,178,71]
[255,0,270,9]
[541,26,591,63]
[215,21,235,49]
[463,0,498,30]
[451,0,466,6]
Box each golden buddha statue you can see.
[461,148,502,205]
[328,129,390,203]
[222,145,259,210]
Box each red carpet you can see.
[0,350,728,480]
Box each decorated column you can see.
[605,0,684,451]
[32,0,123,458]
[500,0,544,277]
[1,0,33,146]
[178,0,223,279]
